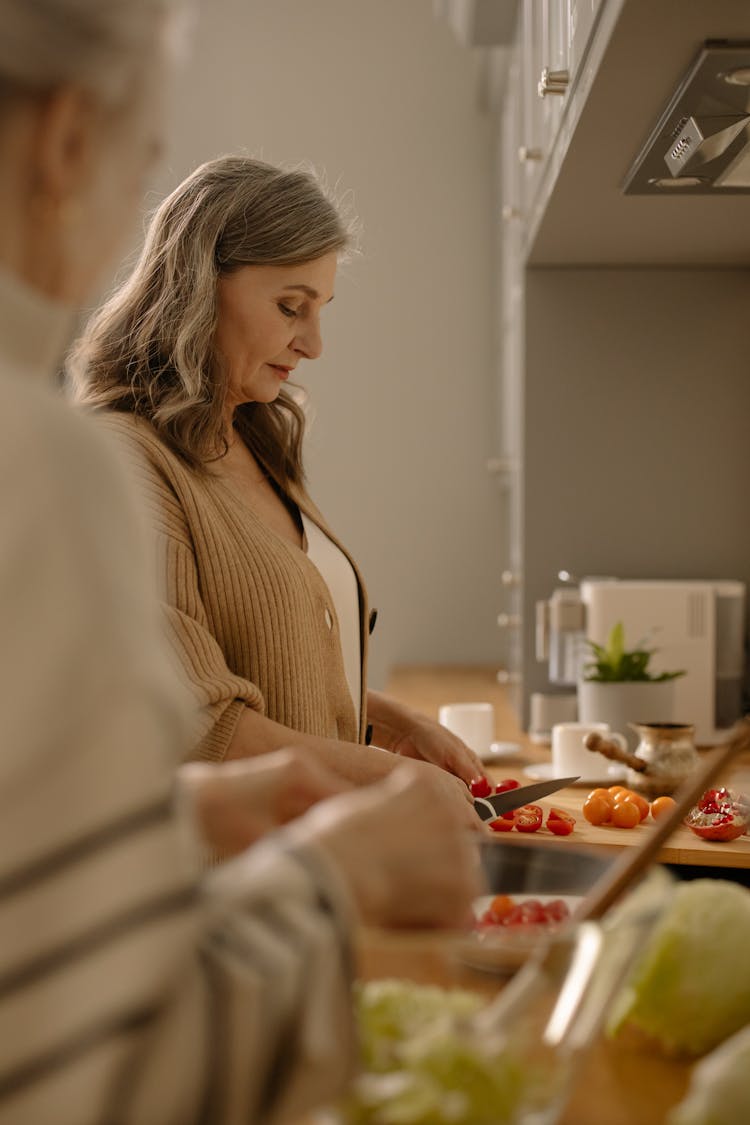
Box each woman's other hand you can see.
[291,764,485,930]
[367,690,485,787]
[181,749,352,856]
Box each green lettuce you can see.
[608,879,750,1056]
[340,980,536,1125]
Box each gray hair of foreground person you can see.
[0,0,185,106]
[69,154,355,491]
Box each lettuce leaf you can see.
[668,1022,750,1125]
[608,879,750,1056]
[341,980,534,1125]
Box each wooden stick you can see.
[574,718,750,922]
[585,731,646,772]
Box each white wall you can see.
[150,0,501,687]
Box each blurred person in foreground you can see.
[0,3,482,1124]
[69,155,485,825]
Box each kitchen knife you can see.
[473,776,580,822]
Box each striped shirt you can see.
[0,268,356,1124]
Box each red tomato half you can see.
[514,804,543,832]
[489,816,515,832]
[546,808,575,836]
[495,778,521,794]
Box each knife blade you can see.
[473,776,580,822]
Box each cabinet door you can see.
[519,0,545,209]
[567,0,603,82]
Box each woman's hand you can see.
[367,690,485,787]
[180,749,352,856]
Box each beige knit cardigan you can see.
[101,413,370,761]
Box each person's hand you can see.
[367,691,485,787]
[391,711,486,787]
[290,764,485,930]
[180,749,352,856]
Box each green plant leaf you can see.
[581,622,684,683]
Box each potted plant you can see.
[577,623,685,751]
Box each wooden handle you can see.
[575,717,750,922]
[584,731,646,772]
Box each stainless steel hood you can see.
[624,41,750,194]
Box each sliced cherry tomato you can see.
[495,778,520,794]
[469,776,492,799]
[514,803,543,832]
[546,808,575,835]
[489,816,515,832]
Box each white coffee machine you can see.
[536,578,747,745]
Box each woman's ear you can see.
[30,85,97,208]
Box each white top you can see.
[0,265,355,1124]
[301,511,362,726]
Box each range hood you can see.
[624,41,750,194]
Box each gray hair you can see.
[0,0,186,106]
[70,155,356,487]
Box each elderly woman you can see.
[0,3,481,1123]
[71,155,485,811]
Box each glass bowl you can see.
[453,836,615,974]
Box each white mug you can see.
[551,721,627,782]
[438,702,494,752]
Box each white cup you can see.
[551,721,627,782]
[438,702,495,752]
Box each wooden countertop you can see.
[299,666,750,1125]
[386,665,750,869]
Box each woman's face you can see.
[214,251,337,419]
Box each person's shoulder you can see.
[89,409,190,485]
[0,372,151,558]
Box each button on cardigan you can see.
[100,413,370,761]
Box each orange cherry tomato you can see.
[588,787,613,803]
[611,800,640,829]
[651,795,677,821]
[583,795,612,826]
[608,785,627,797]
[615,791,649,822]
[486,894,515,922]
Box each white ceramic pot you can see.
[577,679,677,753]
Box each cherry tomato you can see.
[583,794,612,825]
[650,795,677,821]
[509,899,547,926]
[615,791,649,822]
[489,816,515,832]
[495,778,520,794]
[486,894,515,922]
[514,804,543,832]
[587,787,614,804]
[546,808,575,835]
[608,785,627,797]
[543,899,571,924]
[611,800,640,829]
[470,776,492,799]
